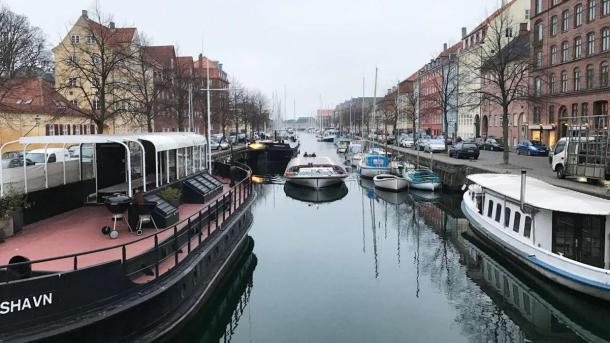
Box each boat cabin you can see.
[466,174,610,269]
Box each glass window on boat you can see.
[513,212,521,233]
[524,216,532,238]
[495,203,502,222]
[523,293,531,315]
[512,284,520,305]
[487,200,494,218]
[504,207,512,228]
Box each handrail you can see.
[0,161,253,273]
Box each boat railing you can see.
[0,161,255,284]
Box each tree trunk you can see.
[502,104,510,165]
[147,116,153,133]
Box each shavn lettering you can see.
[0,293,53,315]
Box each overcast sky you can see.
[4,0,505,119]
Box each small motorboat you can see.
[358,153,390,178]
[404,169,441,191]
[336,139,351,153]
[346,143,363,166]
[284,155,348,189]
[373,174,408,191]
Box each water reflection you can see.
[283,182,348,204]
[176,237,257,343]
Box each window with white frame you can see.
[562,41,570,62]
[562,10,570,31]
[587,32,596,55]
[86,34,95,44]
[574,37,582,58]
[92,99,101,110]
[71,35,80,44]
[602,27,610,51]
[551,45,558,64]
[589,0,597,21]
[575,4,584,27]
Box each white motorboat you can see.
[373,174,408,191]
[462,172,610,301]
[346,143,363,166]
[336,139,350,153]
[403,169,441,191]
[358,154,390,178]
[320,129,338,142]
[284,155,348,189]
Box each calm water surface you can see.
[178,134,610,343]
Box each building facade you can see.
[530,0,610,147]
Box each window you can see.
[535,0,543,14]
[513,212,521,232]
[91,55,101,65]
[562,41,569,62]
[586,64,594,88]
[601,61,609,86]
[602,27,610,51]
[562,10,570,32]
[46,124,55,136]
[572,103,579,116]
[561,70,568,92]
[504,207,511,227]
[574,37,582,58]
[71,34,80,44]
[535,78,542,96]
[524,217,532,238]
[604,0,610,15]
[534,107,541,123]
[551,16,558,36]
[68,55,77,66]
[495,204,502,222]
[92,99,101,110]
[576,4,584,27]
[535,21,544,42]
[574,68,581,91]
[71,99,78,107]
[551,45,558,64]
[535,50,543,67]
[487,200,494,218]
[587,32,596,55]
[68,78,77,88]
[86,34,95,44]
[549,105,556,123]
[550,74,557,94]
[589,0,597,21]
[583,102,589,115]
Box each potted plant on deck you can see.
[0,190,28,240]
[159,186,182,208]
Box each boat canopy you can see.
[467,174,610,215]
[288,156,336,167]
[364,154,389,167]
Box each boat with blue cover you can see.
[403,169,441,191]
[358,154,390,178]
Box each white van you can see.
[25,148,72,165]
[551,137,603,179]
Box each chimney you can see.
[109,22,115,29]
[198,53,203,61]
[519,22,528,34]
[461,27,467,39]
[443,43,448,51]
[81,10,88,18]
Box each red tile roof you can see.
[86,19,136,46]
[0,78,83,116]
[142,45,176,69]
[176,56,194,75]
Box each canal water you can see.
[178,134,610,343]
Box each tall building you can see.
[457,0,531,139]
[530,0,610,147]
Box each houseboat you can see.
[284,155,348,189]
[0,133,256,342]
[462,172,610,301]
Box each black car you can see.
[463,138,483,150]
[483,138,504,151]
[449,142,480,159]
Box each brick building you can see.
[530,0,610,147]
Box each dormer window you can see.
[71,35,80,45]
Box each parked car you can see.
[417,137,430,151]
[237,133,247,142]
[400,136,415,148]
[25,148,72,164]
[219,141,230,150]
[424,139,446,153]
[516,140,549,156]
[1,157,34,169]
[449,142,480,159]
[483,138,504,151]
[210,139,221,150]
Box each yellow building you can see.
[52,10,145,134]
[0,78,94,151]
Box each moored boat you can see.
[336,138,351,153]
[373,174,408,191]
[283,155,348,189]
[404,169,441,191]
[358,154,390,178]
[461,172,610,301]
[320,129,338,142]
[346,143,363,166]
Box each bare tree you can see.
[429,56,459,139]
[0,6,51,99]
[461,12,530,164]
[55,8,139,133]
[124,38,174,132]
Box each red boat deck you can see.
[0,183,238,273]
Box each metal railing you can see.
[0,161,254,283]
